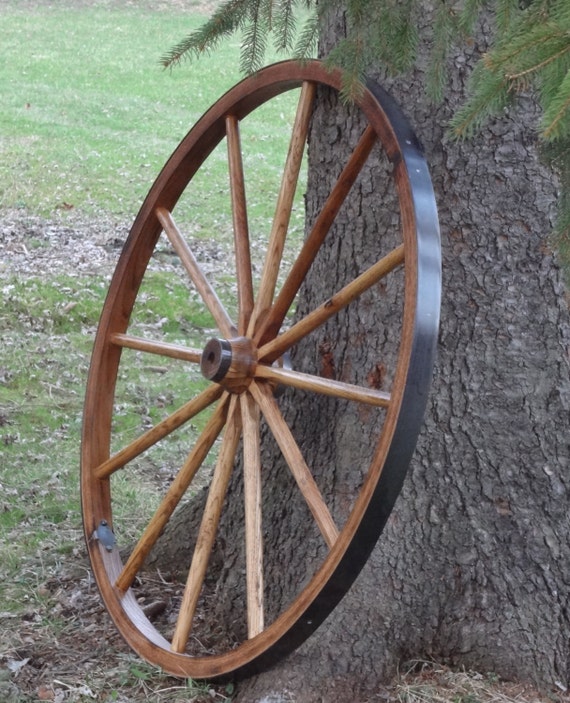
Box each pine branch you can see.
[451,0,570,141]
[325,37,367,102]
[458,0,488,34]
[495,0,521,33]
[451,0,570,268]
[344,0,417,77]
[240,0,269,73]
[507,43,570,84]
[385,0,418,73]
[428,0,460,103]
[160,0,570,279]
[160,0,250,67]
[449,63,511,138]
[294,10,319,59]
[274,0,297,53]
[484,21,567,80]
[548,135,570,282]
[542,67,570,139]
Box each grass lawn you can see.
[1,4,228,216]
[0,1,273,218]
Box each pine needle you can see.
[542,67,570,139]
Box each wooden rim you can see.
[81,60,441,679]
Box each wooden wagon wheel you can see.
[81,60,440,680]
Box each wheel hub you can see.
[200,336,257,392]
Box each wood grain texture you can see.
[247,81,316,336]
[171,397,241,652]
[241,392,265,638]
[226,115,255,335]
[249,381,339,549]
[95,384,223,480]
[80,60,440,680]
[255,125,378,345]
[258,244,405,363]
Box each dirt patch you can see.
[0,558,235,702]
[0,209,128,279]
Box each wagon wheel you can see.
[81,60,440,679]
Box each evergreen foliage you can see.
[163,0,570,270]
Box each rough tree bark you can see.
[149,6,570,701]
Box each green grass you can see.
[0,274,91,579]
[0,2,301,225]
[0,3,238,217]
[0,6,250,214]
[1,274,104,333]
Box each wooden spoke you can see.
[247,81,315,336]
[171,397,242,653]
[255,364,390,408]
[249,381,339,549]
[240,392,264,638]
[114,394,230,593]
[110,333,202,364]
[156,207,236,338]
[226,115,254,335]
[95,384,223,480]
[258,244,405,364]
[255,125,378,345]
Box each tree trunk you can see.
[231,11,570,703]
[149,8,570,700]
